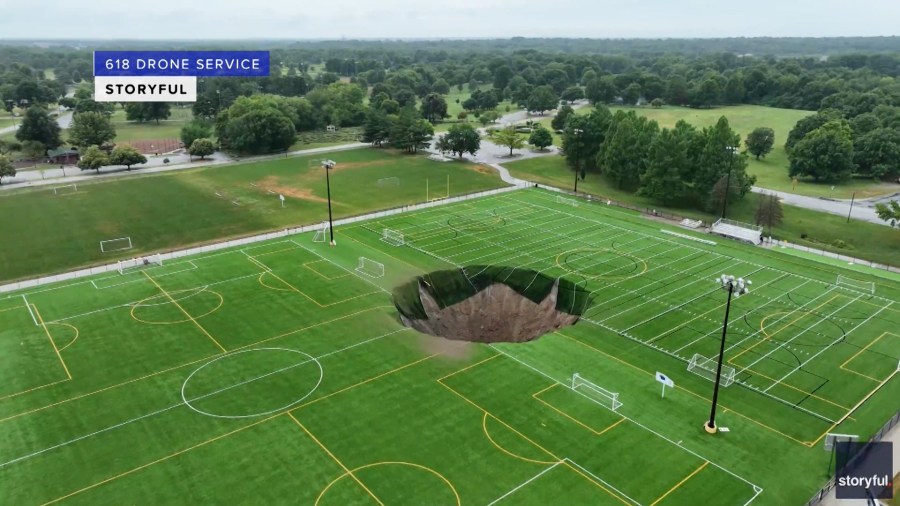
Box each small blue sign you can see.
[94,51,270,77]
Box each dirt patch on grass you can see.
[119,138,182,155]
[255,176,329,203]
[400,280,578,343]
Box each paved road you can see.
[751,187,889,226]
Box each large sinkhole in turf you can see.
[393,266,591,343]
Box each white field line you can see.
[289,240,391,295]
[761,300,892,393]
[563,459,643,506]
[425,205,575,254]
[736,290,856,376]
[91,261,200,290]
[0,327,409,469]
[485,461,564,506]
[487,344,763,501]
[582,250,719,300]
[670,276,803,354]
[21,295,37,326]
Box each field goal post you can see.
[52,184,77,195]
[836,275,875,295]
[355,257,384,278]
[687,353,736,387]
[117,254,162,274]
[313,223,330,243]
[556,195,578,206]
[571,373,622,411]
[377,177,400,188]
[100,236,133,253]
[381,228,404,246]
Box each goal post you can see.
[836,275,875,295]
[52,184,77,195]
[117,254,162,274]
[556,195,578,206]
[313,223,330,243]
[100,237,133,253]
[381,228,404,246]
[687,353,736,387]
[355,257,384,278]
[571,373,623,411]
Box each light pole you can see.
[705,274,751,434]
[721,145,739,219]
[572,128,583,193]
[322,159,336,246]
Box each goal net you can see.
[571,373,622,411]
[377,177,400,188]
[52,184,77,195]
[556,195,578,206]
[100,237,133,253]
[117,254,162,274]
[381,228,404,246]
[355,257,384,278]
[836,275,875,295]
[313,223,330,243]
[687,353,735,387]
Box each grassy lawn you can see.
[109,106,194,142]
[289,127,363,151]
[503,155,900,267]
[0,117,15,129]
[1,188,897,505]
[0,148,507,282]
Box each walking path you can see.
[751,187,888,225]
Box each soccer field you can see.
[1,188,897,505]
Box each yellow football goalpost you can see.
[426,175,450,202]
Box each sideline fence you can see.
[0,183,527,294]
[803,410,900,506]
[771,239,900,275]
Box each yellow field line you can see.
[0,379,70,403]
[251,255,379,307]
[738,367,851,410]
[288,413,384,506]
[437,353,500,381]
[556,331,813,446]
[648,461,709,506]
[336,229,423,270]
[532,384,626,436]
[50,322,80,352]
[437,378,631,505]
[142,272,226,353]
[728,295,839,364]
[839,332,897,382]
[32,304,71,380]
[40,413,281,505]
[0,304,25,313]
[251,246,304,257]
[303,261,350,280]
[482,413,558,465]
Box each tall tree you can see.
[561,106,612,174]
[786,110,840,153]
[585,76,617,104]
[362,108,393,147]
[599,116,645,190]
[622,83,642,105]
[788,120,854,182]
[109,145,147,170]
[180,121,213,150]
[492,126,527,156]
[638,125,696,204]
[528,125,553,151]
[875,200,900,228]
[527,85,558,115]
[551,104,574,131]
[696,117,753,211]
[68,112,116,148]
[442,123,480,158]
[853,128,900,179]
[390,107,433,153]
[77,145,110,173]
[15,107,61,154]
[189,138,216,160]
[420,93,448,124]
[124,102,172,124]
[0,155,15,184]
[754,193,784,235]
[745,127,775,160]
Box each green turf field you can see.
[0,149,506,283]
[1,188,897,505]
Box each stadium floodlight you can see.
[321,160,336,246]
[705,274,751,434]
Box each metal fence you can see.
[804,410,900,506]
[771,239,900,275]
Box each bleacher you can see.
[710,218,762,245]
[679,218,704,229]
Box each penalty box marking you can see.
[840,332,900,382]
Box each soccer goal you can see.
[313,223,330,243]
[556,195,578,207]
[836,275,875,295]
[100,237,133,253]
[571,373,623,411]
[377,177,400,188]
[381,228,404,246]
[117,254,162,274]
[52,184,77,195]
[687,353,736,387]
[355,257,384,278]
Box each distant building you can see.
[46,148,79,165]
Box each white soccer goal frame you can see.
[52,184,77,195]
[571,373,622,411]
[117,254,162,274]
[312,223,330,243]
[100,237,133,253]
[687,353,736,387]
[377,177,400,188]
[556,195,578,207]
[355,257,384,278]
[381,228,404,247]
[836,275,875,295]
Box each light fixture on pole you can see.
[705,274,751,434]
[322,159,336,246]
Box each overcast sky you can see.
[2,0,899,39]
